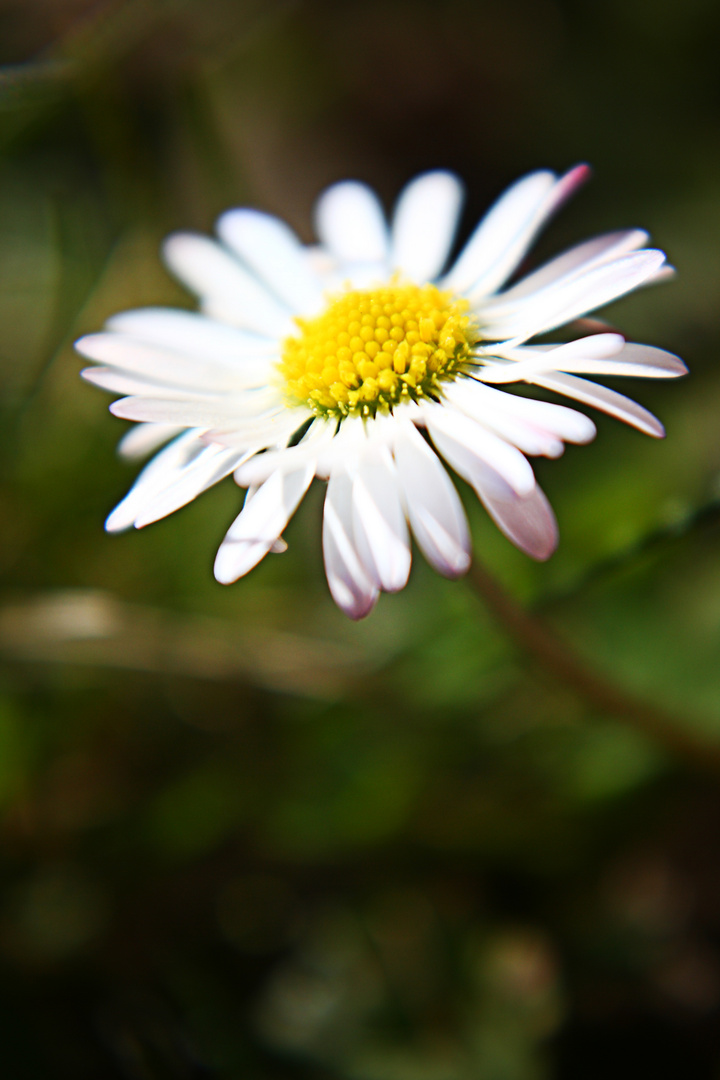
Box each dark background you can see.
[1,0,720,1076]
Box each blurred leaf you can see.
[0,59,72,112]
[0,588,364,697]
[147,761,252,858]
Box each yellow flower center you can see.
[279,281,478,419]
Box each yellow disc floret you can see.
[279,281,478,419]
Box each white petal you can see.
[476,481,559,560]
[117,423,184,460]
[162,233,292,336]
[84,360,269,397]
[391,171,465,282]
[392,421,470,578]
[650,264,677,285]
[202,409,311,450]
[82,366,205,399]
[531,371,665,437]
[323,469,379,619]
[527,333,627,361]
[608,343,688,378]
[214,465,315,584]
[443,379,595,456]
[105,308,277,359]
[77,333,273,391]
[109,389,283,427]
[133,446,248,528]
[513,356,682,380]
[235,418,337,486]
[217,209,324,314]
[482,249,667,342]
[480,385,596,444]
[481,336,677,388]
[482,229,650,312]
[443,165,589,298]
[304,245,337,278]
[351,447,411,592]
[106,431,219,532]
[320,262,387,292]
[425,403,536,497]
[313,413,371,478]
[480,333,626,383]
[315,181,389,265]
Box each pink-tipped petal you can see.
[425,404,536,498]
[393,422,471,578]
[444,165,590,300]
[477,481,559,561]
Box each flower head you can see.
[77,165,686,618]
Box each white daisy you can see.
[77,165,686,618]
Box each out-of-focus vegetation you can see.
[1,0,720,1076]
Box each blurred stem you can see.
[468,560,720,774]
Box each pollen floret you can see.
[279,282,477,418]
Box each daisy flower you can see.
[77,165,686,618]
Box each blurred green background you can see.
[1,0,720,1076]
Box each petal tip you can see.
[104,509,131,533]
[565,162,592,189]
[442,551,472,579]
[213,553,238,586]
[342,593,379,620]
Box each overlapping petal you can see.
[392,420,471,578]
[217,209,324,314]
[442,380,596,458]
[530,372,666,437]
[163,233,293,336]
[479,229,651,311]
[351,446,411,593]
[481,249,667,342]
[480,336,687,384]
[323,468,380,619]
[442,164,589,300]
[105,431,243,532]
[424,403,537,499]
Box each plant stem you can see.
[468,559,720,774]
